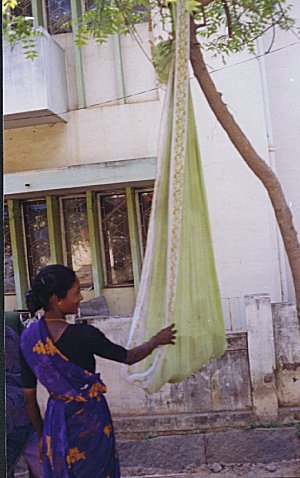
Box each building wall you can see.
[262,3,300,302]
[4,17,299,320]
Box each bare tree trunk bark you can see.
[189,16,300,323]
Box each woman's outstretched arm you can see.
[125,323,177,365]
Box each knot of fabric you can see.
[50,382,107,404]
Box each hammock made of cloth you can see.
[121,1,227,393]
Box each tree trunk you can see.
[189,16,300,323]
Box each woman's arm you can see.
[125,323,177,365]
[23,388,43,438]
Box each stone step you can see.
[118,426,300,472]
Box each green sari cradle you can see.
[123,0,226,393]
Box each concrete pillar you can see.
[46,196,64,265]
[86,191,104,296]
[245,294,278,421]
[7,199,28,309]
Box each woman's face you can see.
[58,278,84,315]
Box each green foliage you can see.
[2,0,43,60]
[151,39,175,84]
[194,0,299,56]
[75,0,151,46]
[2,0,299,59]
[74,0,299,59]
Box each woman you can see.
[20,264,176,477]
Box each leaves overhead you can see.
[194,0,298,55]
[75,0,299,56]
[75,0,150,46]
[2,0,299,57]
[3,0,43,59]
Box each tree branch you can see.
[220,0,233,38]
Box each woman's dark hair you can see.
[26,265,77,315]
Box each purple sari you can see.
[20,317,121,478]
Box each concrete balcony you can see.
[4,28,68,129]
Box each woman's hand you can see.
[150,323,177,348]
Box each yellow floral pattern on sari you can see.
[88,382,107,400]
[46,435,54,469]
[32,337,68,361]
[66,447,86,468]
[104,424,112,437]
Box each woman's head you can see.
[26,265,81,315]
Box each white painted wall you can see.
[4,102,161,173]
[4,29,68,124]
[262,3,300,302]
[190,48,283,326]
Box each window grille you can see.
[100,193,133,286]
[137,190,153,253]
[61,197,93,289]
[23,200,51,284]
[13,0,32,17]
[4,206,16,294]
[46,0,72,34]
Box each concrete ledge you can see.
[114,411,255,439]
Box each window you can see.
[100,193,133,286]
[137,190,153,253]
[4,206,16,294]
[61,197,93,289]
[13,0,32,17]
[23,200,51,284]
[46,0,72,34]
[4,186,154,298]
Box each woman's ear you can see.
[48,294,61,308]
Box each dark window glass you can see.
[46,0,72,34]
[23,200,51,284]
[84,0,95,11]
[13,0,32,17]
[62,197,93,289]
[100,193,133,286]
[4,206,16,294]
[138,190,153,253]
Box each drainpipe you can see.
[70,0,86,109]
[113,33,126,105]
[256,37,289,302]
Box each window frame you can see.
[59,193,94,290]
[4,202,16,295]
[134,187,154,260]
[21,197,50,287]
[97,190,135,289]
